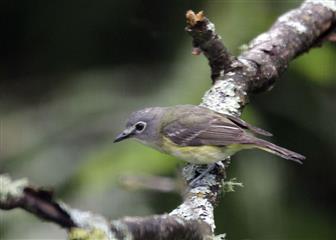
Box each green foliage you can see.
[292,44,336,85]
[74,142,179,190]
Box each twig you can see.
[118,174,179,193]
[0,174,75,228]
[185,10,236,83]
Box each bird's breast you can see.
[159,136,232,164]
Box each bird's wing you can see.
[162,115,247,146]
[225,114,272,137]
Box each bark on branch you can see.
[0,174,212,240]
[1,0,336,239]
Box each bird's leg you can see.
[189,163,217,188]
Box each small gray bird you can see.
[114,105,305,166]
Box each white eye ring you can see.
[135,121,146,133]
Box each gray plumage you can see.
[115,105,305,164]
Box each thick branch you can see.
[179,1,336,236]
[200,0,336,115]
[241,0,336,92]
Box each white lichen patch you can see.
[250,27,284,47]
[206,22,215,32]
[278,11,307,34]
[305,0,336,11]
[287,21,307,33]
[170,193,215,231]
[200,78,243,116]
[0,174,28,203]
[237,58,256,75]
[252,33,270,45]
[170,163,226,232]
[63,205,114,240]
[270,28,286,40]
[278,10,296,23]
[189,186,211,195]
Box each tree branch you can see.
[0,174,212,240]
[200,0,336,116]
[185,10,235,82]
[1,0,336,239]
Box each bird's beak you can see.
[114,126,136,143]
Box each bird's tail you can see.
[248,138,305,164]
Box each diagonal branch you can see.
[200,0,336,116]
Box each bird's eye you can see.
[135,121,146,132]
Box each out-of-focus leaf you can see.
[73,142,179,191]
[292,44,336,86]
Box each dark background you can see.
[1,0,336,239]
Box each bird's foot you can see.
[188,163,217,188]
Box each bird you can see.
[114,105,305,184]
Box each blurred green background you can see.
[1,0,336,239]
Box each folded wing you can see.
[162,115,248,146]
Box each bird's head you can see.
[114,107,164,144]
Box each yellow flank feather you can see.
[159,136,247,164]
